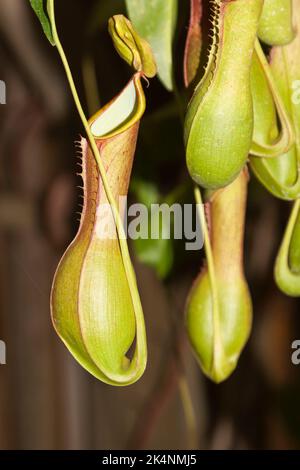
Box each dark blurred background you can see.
[0,0,300,450]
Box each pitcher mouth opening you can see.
[89,73,146,139]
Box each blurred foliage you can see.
[131,179,174,279]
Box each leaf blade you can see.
[125,0,178,90]
[184,0,202,87]
[29,0,55,45]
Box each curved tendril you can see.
[194,186,223,381]
[250,39,295,158]
[275,199,300,297]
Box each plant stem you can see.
[178,375,198,449]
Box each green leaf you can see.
[29,0,55,45]
[125,0,178,90]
